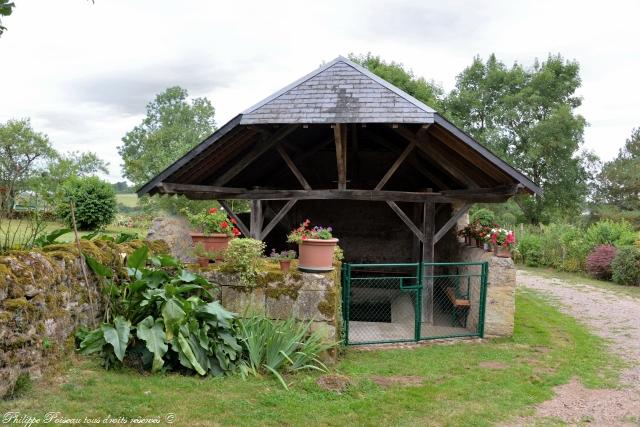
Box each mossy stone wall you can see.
[0,240,168,398]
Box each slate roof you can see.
[240,56,435,124]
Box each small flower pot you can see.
[298,238,339,273]
[196,256,209,268]
[483,242,491,252]
[191,233,230,260]
[279,260,291,273]
[493,245,512,258]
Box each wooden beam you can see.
[334,123,347,189]
[374,138,417,190]
[217,200,250,237]
[214,125,297,186]
[158,183,517,203]
[250,200,263,239]
[434,203,471,243]
[422,200,435,324]
[391,125,480,189]
[276,145,311,190]
[259,199,297,240]
[386,201,425,243]
[270,137,333,183]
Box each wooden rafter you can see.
[333,123,347,189]
[158,183,519,203]
[276,144,311,190]
[434,203,471,243]
[250,200,263,239]
[386,201,425,243]
[217,200,250,237]
[214,125,297,186]
[374,138,417,190]
[259,199,298,240]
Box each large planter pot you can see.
[493,244,512,258]
[191,233,231,259]
[298,238,338,273]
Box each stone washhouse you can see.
[139,56,541,345]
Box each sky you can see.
[1,0,639,182]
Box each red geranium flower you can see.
[209,207,218,214]
[232,227,241,236]
[231,218,237,224]
[221,221,229,229]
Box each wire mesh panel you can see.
[342,262,488,345]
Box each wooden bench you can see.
[445,287,470,327]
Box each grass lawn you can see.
[1,291,621,427]
[521,266,640,300]
[116,193,139,208]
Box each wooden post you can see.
[250,200,263,239]
[333,123,347,189]
[422,196,435,325]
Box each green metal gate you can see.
[341,262,488,345]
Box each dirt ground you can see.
[511,270,640,426]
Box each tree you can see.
[446,54,593,224]
[55,176,117,230]
[349,53,445,110]
[596,127,640,211]
[118,86,216,187]
[0,0,15,37]
[0,118,56,210]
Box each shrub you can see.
[584,220,637,251]
[516,233,543,267]
[221,238,266,285]
[585,245,617,280]
[55,176,116,230]
[611,246,640,286]
[470,208,495,227]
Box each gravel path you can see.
[514,269,640,426]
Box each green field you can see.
[2,291,621,426]
[116,193,139,208]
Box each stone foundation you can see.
[456,245,516,337]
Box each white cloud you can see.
[0,0,638,181]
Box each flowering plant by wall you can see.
[183,207,241,237]
[490,228,516,248]
[287,219,334,244]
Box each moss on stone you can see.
[4,297,30,310]
[264,280,303,300]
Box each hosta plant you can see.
[77,246,242,376]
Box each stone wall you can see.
[198,261,341,344]
[0,240,167,398]
[456,245,516,337]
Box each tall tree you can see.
[446,54,592,224]
[349,53,445,110]
[118,86,216,187]
[596,127,640,211]
[0,0,15,37]
[0,118,55,209]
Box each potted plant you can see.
[193,242,211,268]
[287,219,338,272]
[490,228,516,258]
[269,249,297,272]
[183,207,241,254]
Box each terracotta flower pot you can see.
[191,233,230,260]
[279,260,291,273]
[196,256,209,268]
[298,238,338,272]
[493,244,512,258]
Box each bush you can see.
[56,176,117,230]
[221,238,266,286]
[516,233,543,267]
[470,208,495,227]
[611,246,640,286]
[584,220,637,251]
[585,245,617,280]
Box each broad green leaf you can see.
[85,255,113,278]
[178,270,197,283]
[127,246,149,270]
[197,301,236,326]
[161,298,185,340]
[101,316,131,362]
[136,316,168,372]
[177,333,206,375]
[78,328,106,355]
